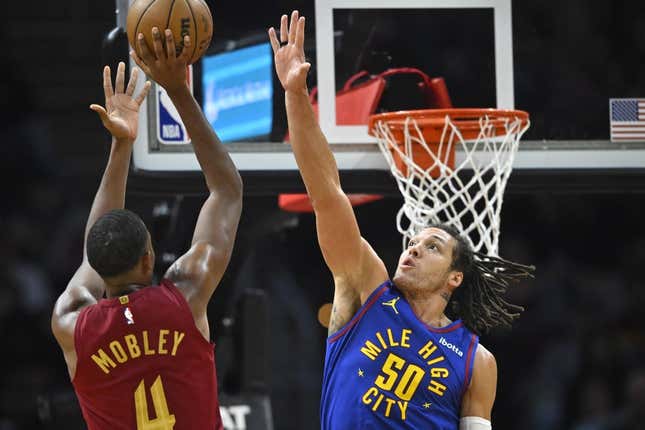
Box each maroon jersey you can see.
[72,280,223,430]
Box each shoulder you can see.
[165,241,223,285]
[472,343,497,381]
[173,240,221,271]
[51,286,98,351]
[52,262,105,350]
[164,241,224,321]
[473,343,496,368]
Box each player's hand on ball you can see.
[131,27,191,94]
[90,62,151,142]
[269,10,310,93]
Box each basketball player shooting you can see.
[51,30,241,429]
[269,11,533,429]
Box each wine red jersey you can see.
[72,279,222,430]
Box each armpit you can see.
[328,289,361,336]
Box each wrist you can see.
[165,82,191,99]
[110,138,135,159]
[112,136,135,147]
[285,87,309,98]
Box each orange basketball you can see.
[126,0,213,65]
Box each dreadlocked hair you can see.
[426,224,535,335]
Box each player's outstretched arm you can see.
[460,345,497,429]
[131,29,242,332]
[269,11,388,304]
[52,63,151,370]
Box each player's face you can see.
[393,227,458,293]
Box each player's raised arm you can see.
[51,63,151,367]
[131,28,242,327]
[268,11,388,303]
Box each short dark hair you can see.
[87,209,148,278]
[426,223,534,335]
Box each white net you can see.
[372,111,530,256]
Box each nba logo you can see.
[124,307,135,325]
[156,65,193,144]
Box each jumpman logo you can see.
[382,297,400,314]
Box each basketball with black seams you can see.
[126,0,213,65]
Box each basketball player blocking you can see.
[51,30,241,429]
[269,11,532,429]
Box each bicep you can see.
[192,191,242,250]
[67,262,106,302]
[314,190,387,294]
[169,192,240,309]
[461,345,497,420]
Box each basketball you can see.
[126,0,213,65]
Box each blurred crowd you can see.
[489,195,645,430]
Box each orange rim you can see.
[368,108,530,141]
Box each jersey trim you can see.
[95,285,156,308]
[387,284,465,334]
[328,280,391,344]
[424,320,464,333]
[160,279,215,348]
[462,334,478,394]
[72,305,91,383]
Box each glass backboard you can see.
[117,0,645,191]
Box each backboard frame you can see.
[116,0,645,192]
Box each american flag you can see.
[610,98,645,142]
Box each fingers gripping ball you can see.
[126,0,213,64]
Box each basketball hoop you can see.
[368,108,530,256]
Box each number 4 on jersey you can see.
[134,375,176,430]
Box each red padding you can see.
[278,193,383,213]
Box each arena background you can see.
[2,1,645,429]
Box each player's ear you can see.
[139,232,155,274]
[448,270,463,290]
[140,250,155,275]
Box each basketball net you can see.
[370,110,530,256]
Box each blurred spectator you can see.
[571,378,614,430]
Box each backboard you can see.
[115,0,645,193]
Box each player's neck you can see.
[103,266,152,298]
[104,276,149,299]
[105,284,146,299]
[402,288,453,328]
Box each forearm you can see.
[83,138,133,258]
[166,85,242,198]
[285,89,342,205]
